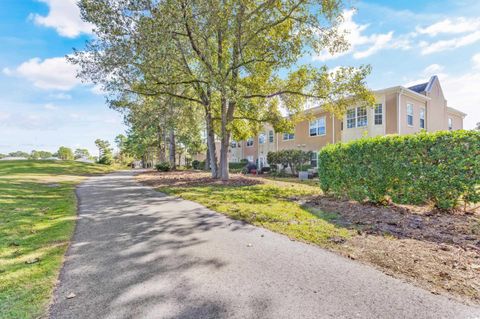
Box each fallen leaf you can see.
[25,258,39,264]
[66,292,76,299]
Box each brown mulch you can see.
[137,170,263,188]
[304,196,480,249]
[304,195,480,304]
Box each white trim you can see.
[397,93,401,134]
[406,103,414,127]
[309,116,326,137]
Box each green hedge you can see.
[318,130,480,209]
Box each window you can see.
[247,155,254,163]
[346,107,367,128]
[268,130,274,143]
[309,116,326,136]
[407,103,413,126]
[310,152,318,168]
[230,141,237,148]
[346,109,356,128]
[259,133,266,144]
[374,104,383,125]
[420,109,425,129]
[357,106,367,127]
[283,132,295,140]
[246,137,254,147]
[448,118,453,130]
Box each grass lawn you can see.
[261,175,320,187]
[0,160,116,319]
[139,171,351,248]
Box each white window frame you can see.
[246,137,254,147]
[231,141,237,148]
[448,118,453,130]
[356,106,367,127]
[258,133,266,144]
[420,109,425,129]
[407,103,414,127]
[283,132,295,141]
[268,130,274,143]
[247,155,254,163]
[346,109,356,128]
[310,151,318,168]
[346,107,368,128]
[309,116,326,136]
[374,104,383,125]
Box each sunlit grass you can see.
[0,160,115,319]
[160,181,351,247]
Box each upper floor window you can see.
[246,137,254,147]
[448,118,453,130]
[283,132,295,141]
[346,107,367,128]
[231,141,237,148]
[259,133,266,144]
[374,104,383,125]
[268,130,274,143]
[420,109,425,129]
[309,116,326,136]
[346,109,356,128]
[407,104,413,126]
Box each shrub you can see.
[267,150,312,175]
[192,160,201,169]
[229,162,246,170]
[318,130,480,210]
[155,162,171,172]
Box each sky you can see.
[0,0,479,155]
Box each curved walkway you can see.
[50,170,480,319]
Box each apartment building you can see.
[202,76,466,168]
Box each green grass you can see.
[160,179,351,247]
[262,175,321,187]
[0,160,116,319]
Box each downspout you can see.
[332,115,335,144]
[397,91,401,135]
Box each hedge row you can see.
[318,130,480,209]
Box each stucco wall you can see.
[425,80,448,132]
[341,94,386,142]
[277,110,336,153]
[399,94,427,135]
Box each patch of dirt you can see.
[137,170,263,188]
[304,195,480,304]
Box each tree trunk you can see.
[205,147,210,171]
[169,128,176,170]
[205,113,219,178]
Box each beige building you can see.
[198,76,466,168]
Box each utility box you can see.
[298,171,309,180]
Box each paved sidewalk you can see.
[50,170,480,319]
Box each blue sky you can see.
[0,0,479,155]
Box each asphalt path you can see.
[49,170,480,319]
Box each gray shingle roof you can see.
[408,82,428,93]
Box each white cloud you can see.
[314,9,397,61]
[416,17,480,36]
[31,0,93,38]
[48,93,72,100]
[420,30,480,55]
[44,103,59,110]
[473,53,480,69]
[5,56,82,91]
[422,64,444,75]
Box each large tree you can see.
[73,0,375,180]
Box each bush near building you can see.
[318,130,480,210]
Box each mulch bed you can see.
[303,195,480,304]
[137,170,263,188]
